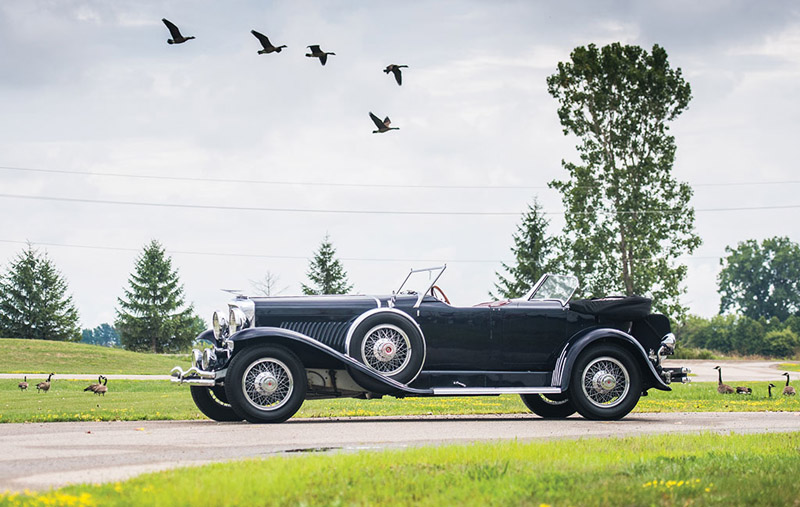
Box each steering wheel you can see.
[429,285,451,305]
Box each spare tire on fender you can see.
[346,311,425,385]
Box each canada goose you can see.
[18,376,28,392]
[783,372,797,396]
[713,366,734,394]
[162,18,195,45]
[735,386,752,395]
[84,375,103,393]
[383,64,408,86]
[94,376,108,396]
[305,45,335,66]
[768,383,776,398]
[251,30,286,54]
[36,373,54,393]
[369,112,399,133]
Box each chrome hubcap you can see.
[361,324,411,375]
[581,356,629,409]
[242,358,293,411]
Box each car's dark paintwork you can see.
[223,292,671,394]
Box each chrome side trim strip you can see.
[551,345,569,386]
[432,387,562,396]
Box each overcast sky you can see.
[1,0,798,329]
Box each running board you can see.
[432,387,562,396]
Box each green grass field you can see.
[2,432,799,506]
[0,339,189,375]
[778,362,800,372]
[2,379,798,423]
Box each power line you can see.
[2,164,799,190]
[1,192,799,216]
[0,239,724,264]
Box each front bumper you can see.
[171,348,223,386]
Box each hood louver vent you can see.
[279,321,350,352]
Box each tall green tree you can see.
[492,198,559,299]
[81,323,121,347]
[547,43,701,318]
[0,243,80,341]
[302,234,353,295]
[718,236,800,320]
[115,240,203,353]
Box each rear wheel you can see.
[190,385,243,422]
[520,393,576,419]
[569,344,641,420]
[224,345,307,423]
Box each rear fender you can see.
[229,327,432,396]
[553,328,670,392]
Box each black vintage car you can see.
[171,267,688,423]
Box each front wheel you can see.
[569,344,641,421]
[224,345,307,423]
[520,393,576,419]
[190,385,243,422]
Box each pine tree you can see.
[0,243,80,341]
[301,235,353,295]
[115,240,204,353]
[492,199,559,299]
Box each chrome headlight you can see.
[658,333,676,357]
[229,306,247,335]
[212,310,229,340]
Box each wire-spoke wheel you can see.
[361,324,411,375]
[242,358,294,411]
[347,312,425,386]
[570,344,641,420]
[520,393,576,419]
[225,345,306,423]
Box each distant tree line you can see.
[81,323,121,348]
[677,314,800,359]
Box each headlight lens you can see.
[212,311,229,340]
[229,306,247,334]
[201,348,216,371]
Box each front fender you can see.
[230,327,432,396]
[554,328,670,392]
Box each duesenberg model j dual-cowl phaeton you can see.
[171,267,689,423]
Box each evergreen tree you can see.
[301,235,353,295]
[115,240,203,353]
[81,323,121,347]
[491,198,559,299]
[547,43,701,318]
[0,243,81,341]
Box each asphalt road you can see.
[2,412,799,493]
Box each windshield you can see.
[525,274,579,305]
[396,265,446,307]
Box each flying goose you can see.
[305,45,335,66]
[84,375,103,393]
[94,376,108,396]
[162,18,195,45]
[713,366,734,394]
[36,373,54,393]
[783,372,796,396]
[18,376,28,392]
[251,30,286,54]
[383,64,408,86]
[369,112,399,133]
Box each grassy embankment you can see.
[2,432,799,506]
[0,339,189,375]
[1,379,798,423]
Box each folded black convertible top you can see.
[569,296,652,320]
